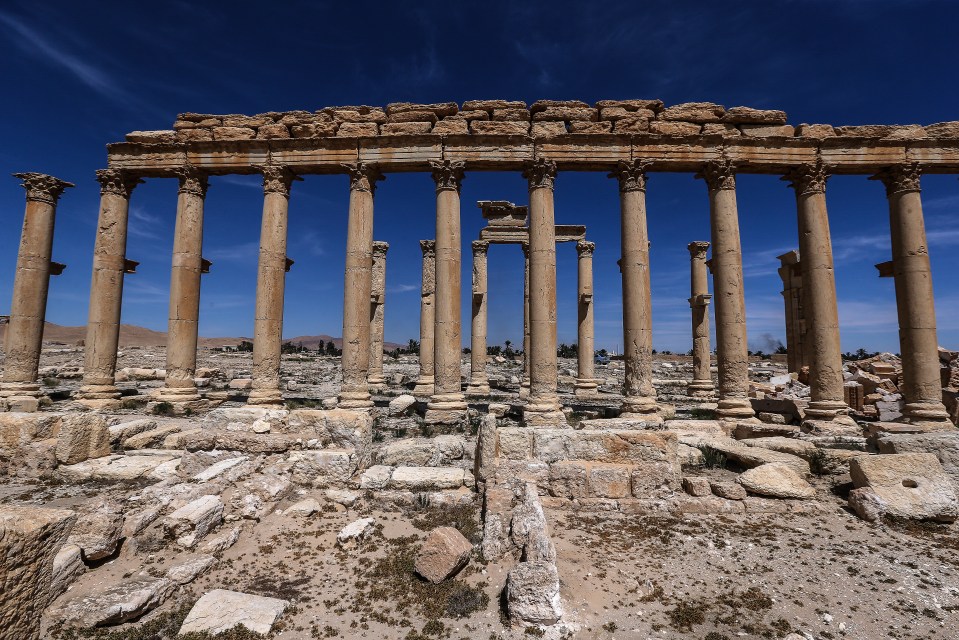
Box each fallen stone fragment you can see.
[710,481,747,501]
[414,527,473,584]
[165,554,217,584]
[682,476,712,497]
[325,489,360,507]
[192,455,249,482]
[337,517,375,546]
[55,413,111,465]
[58,454,179,481]
[738,463,815,499]
[49,576,174,627]
[389,394,417,416]
[179,589,289,636]
[200,526,241,555]
[849,453,959,522]
[163,495,223,548]
[285,497,320,516]
[507,561,563,626]
[51,544,85,598]
[67,498,125,561]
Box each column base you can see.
[466,377,490,397]
[153,386,201,403]
[338,389,373,409]
[801,415,860,436]
[75,384,121,400]
[804,399,851,421]
[715,396,756,421]
[519,379,531,400]
[0,382,41,413]
[620,394,660,418]
[686,380,716,398]
[247,388,285,407]
[412,376,434,398]
[904,401,953,426]
[574,378,600,397]
[425,392,468,424]
[523,393,567,428]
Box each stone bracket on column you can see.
[201,258,212,274]
[123,259,139,274]
[688,293,711,307]
[50,261,66,276]
[875,261,894,278]
[284,257,294,272]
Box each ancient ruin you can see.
[2,99,959,638]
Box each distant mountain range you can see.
[0,322,402,351]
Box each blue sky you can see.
[1,0,958,353]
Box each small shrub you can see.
[152,401,174,416]
[697,445,727,469]
[42,377,59,388]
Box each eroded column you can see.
[871,163,951,425]
[367,241,389,392]
[520,242,531,399]
[0,173,73,412]
[412,240,436,397]
[697,159,755,421]
[248,166,299,406]
[612,160,660,419]
[687,241,715,399]
[339,163,382,409]
[523,158,563,424]
[574,240,598,397]
[77,169,143,407]
[467,240,490,396]
[784,161,849,422]
[426,160,467,424]
[156,167,208,405]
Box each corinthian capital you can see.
[173,166,209,198]
[696,158,736,191]
[687,241,710,259]
[609,159,650,193]
[420,239,436,258]
[372,240,390,257]
[523,158,557,191]
[429,159,466,192]
[782,160,828,196]
[343,162,385,195]
[576,240,595,257]
[256,165,301,197]
[472,239,490,255]
[13,172,74,205]
[870,162,922,197]
[95,169,143,198]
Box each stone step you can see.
[358,465,475,491]
[372,435,470,468]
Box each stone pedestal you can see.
[523,159,564,426]
[76,169,143,408]
[784,162,848,421]
[367,241,389,392]
[156,167,208,406]
[686,241,716,399]
[248,166,299,406]
[467,240,491,396]
[413,240,436,397]
[1,173,73,412]
[520,242,531,399]
[612,160,660,419]
[574,240,599,397]
[698,160,755,421]
[426,160,468,425]
[339,164,382,410]
[872,164,951,426]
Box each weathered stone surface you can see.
[877,432,959,487]
[125,130,176,144]
[432,119,469,135]
[123,423,181,450]
[531,121,568,137]
[613,115,651,133]
[68,498,124,561]
[739,124,795,137]
[192,455,249,482]
[256,123,290,139]
[337,517,375,546]
[532,106,597,121]
[291,122,337,137]
[738,463,816,499]
[0,413,61,452]
[58,454,178,481]
[285,497,320,516]
[548,461,589,499]
[743,436,815,458]
[849,453,959,522]
[507,561,562,626]
[179,589,289,636]
[0,505,77,640]
[702,123,741,136]
[325,106,387,123]
[594,98,663,111]
[650,120,701,135]
[55,414,111,465]
[794,123,836,137]
[925,121,959,138]
[660,102,725,122]
[165,554,216,584]
[382,122,434,135]
[389,394,417,416]
[212,126,256,141]
[51,544,84,598]
[682,476,712,497]
[337,122,379,136]
[289,449,356,486]
[688,436,809,474]
[358,465,393,489]
[599,106,656,121]
[414,527,472,583]
[223,114,273,127]
[723,107,787,124]
[108,418,156,446]
[51,576,174,628]
[492,108,531,121]
[589,463,631,498]
[389,466,473,490]
[569,121,612,133]
[470,120,529,135]
[834,124,901,137]
[386,102,458,117]
[285,408,372,465]
[163,495,223,548]
[462,99,526,111]
[710,480,747,500]
[176,128,213,142]
[883,125,926,139]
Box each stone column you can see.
[426,160,468,424]
[523,158,563,424]
[367,241,389,392]
[784,161,849,422]
[77,169,143,407]
[697,159,755,420]
[156,167,209,406]
[412,240,436,397]
[247,166,299,406]
[687,241,715,398]
[574,240,598,397]
[520,242,531,399]
[467,240,491,396]
[871,163,951,425]
[777,250,806,373]
[339,163,383,409]
[611,160,660,419]
[0,173,73,412]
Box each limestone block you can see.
[291,122,337,137]
[462,99,527,111]
[695,437,809,475]
[0,412,61,451]
[795,123,836,137]
[386,102,458,117]
[531,121,568,137]
[163,495,223,548]
[447,109,489,120]
[877,432,959,487]
[506,561,563,626]
[530,99,589,112]
[176,128,213,142]
[285,497,320,516]
[326,107,387,123]
[849,453,959,522]
[739,124,796,137]
[68,498,124,561]
[166,555,216,585]
[286,408,372,466]
[51,544,84,598]
[414,527,472,583]
[55,414,111,465]
[594,98,663,111]
[470,120,529,135]
[125,130,176,144]
[123,423,181,450]
[660,101,725,122]
[173,118,219,129]
[177,112,221,122]
[599,106,656,121]
[337,122,379,136]
[200,526,241,555]
[710,481,747,500]
[49,576,174,628]
[0,505,77,640]
[389,394,417,416]
[498,427,533,460]
[212,126,255,141]
[569,121,612,133]
[387,110,438,123]
[613,115,651,133]
[223,115,273,127]
[492,108,531,121]
[737,463,816,500]
[256,123,290,139]
[358,465,393,489]
[179,589,289,636]
[192,456,249,482]
[432,119,469,135]
[532,106,597,121]
[630,462,681,496]
[925,121,959,138]
[228,377,253,389]
[682,476,712,497]
[650,120,701,135]
[723,106,787,124]
[276,110,317,125]
[834,124,901,137]
[388,466,472,491]
[122,506,162,538]
[569,430,677,464]
[702,123,741,136]
[337,517,375,546]
[588,463,631,498]
[381,122,433,135]
[108,418,157,446]
[548,461,589,499]
[742,436,816,458]
[289,449,356,486]
[58,454,178,481]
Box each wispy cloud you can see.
[206,241,259,262]
[128,206,162,240]
[388,283,418,294]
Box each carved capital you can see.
[609,159,649,193]
[95,169,143,198]
[429,159,466,192]
[13,172,74,205]
[870,162,922,197]
[343,162,384,194]
[420,239,436,258]
[256,165,301,197]
[782,160,828,196]
[523,158,557,191]
[472,239,490,255]
[696,158,736,191]
[173,166,209,198]
[576,239,595,257]
[372,240,390,257]
[687,241,710,259]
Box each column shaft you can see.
[574,240,597,396]
[467,240,490,395]
[520,243,531,398]
[687,241,715,397]
[368,241,389,389]
[413,240,436,396]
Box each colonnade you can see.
[1,159,952,428]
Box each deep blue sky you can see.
[1,1,958,353]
